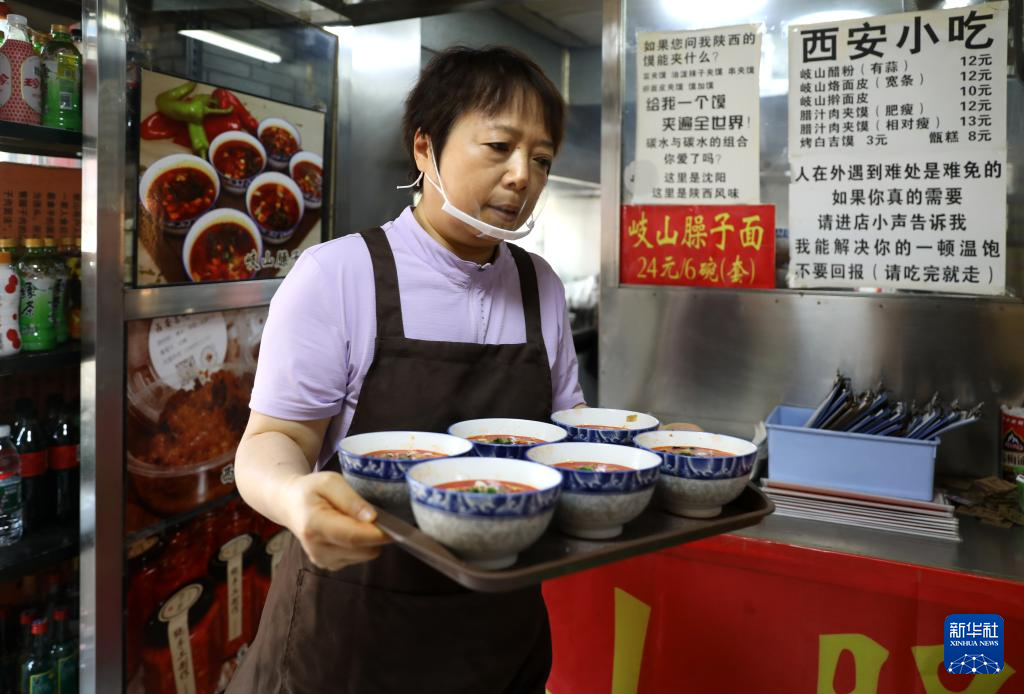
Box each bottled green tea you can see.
[40,24,81,131]
[17,239,57,352]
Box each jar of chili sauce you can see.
[253,530,291,625]
[142,579,222,694]
[152,528,208,608]
[208,533,260,661]
[125,534,164,680]
[213,499,253,548]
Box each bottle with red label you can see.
[13,400,51,534]
[20,618,55,694]
[45,397,78,525]
[0,14,42,124]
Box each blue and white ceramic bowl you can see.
[526,442,661,539]
[447,418,568,459]
[551,408,660,445]
[635,431,757,518]
[406,457,563,570]
[338,431,473,508]
[634,431,757,479]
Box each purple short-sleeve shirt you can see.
[250,207,586,468]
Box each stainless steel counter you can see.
[734,513,1024,583]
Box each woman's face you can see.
[413,94,554,252]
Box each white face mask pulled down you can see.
[397,143,544,242]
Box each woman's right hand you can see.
[281,470,392,571]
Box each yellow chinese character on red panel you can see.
[739,214,765,251]
[699,257,720,282]
[656,215,678,246]
[660,255,682,280]
[711,212,734,251]
[628,211,654,249]
[681,215,707,249]
[728,256,751,284]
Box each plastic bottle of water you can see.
[0,424,24,546]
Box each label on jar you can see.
[266,530,290,581]
[19,450,48,477]
[0,475,21,516]
[49,444,79,470]
[159,583,202,694]
[219,535,253,642]
[148,313,227,390]
[127,534,160,561]
[27,671,56,694]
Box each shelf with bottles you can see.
[0,558,79,693]
[0,236,82,366]
[0,5,84,153]
[0,389,80,573]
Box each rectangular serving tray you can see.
[375,483,774,592]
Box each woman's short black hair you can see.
[401,46,565,182]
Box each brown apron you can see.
[230,228,555,693]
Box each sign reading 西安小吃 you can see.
[620,204,775,289]
[633,25,761,205]
[787,2,1008,295]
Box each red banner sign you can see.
[620,204,775,288]
[544,534,1024,693]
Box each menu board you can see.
[632,25,761,205]
[786,2,1008,295]
[134,70,326,286]
[0,162,81,239]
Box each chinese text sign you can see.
[634,25,761,205]
[787,2,1008,295]
[621,204,775,289]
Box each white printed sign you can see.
[634,25,761,205]
[787,2,1008,295]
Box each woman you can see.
[230,46,585,693]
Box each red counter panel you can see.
[543,534,1023,693]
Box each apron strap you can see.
[506,243,544,347]
[359,228,405,339]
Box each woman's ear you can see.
[412,129,431,175]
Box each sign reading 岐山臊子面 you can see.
[620,204,775,289]
[945,614,1004,674]
[632,25,761,205]
[787,2,1009,295]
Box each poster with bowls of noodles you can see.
[134,69,326,286]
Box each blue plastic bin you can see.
[765,405,938,501]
